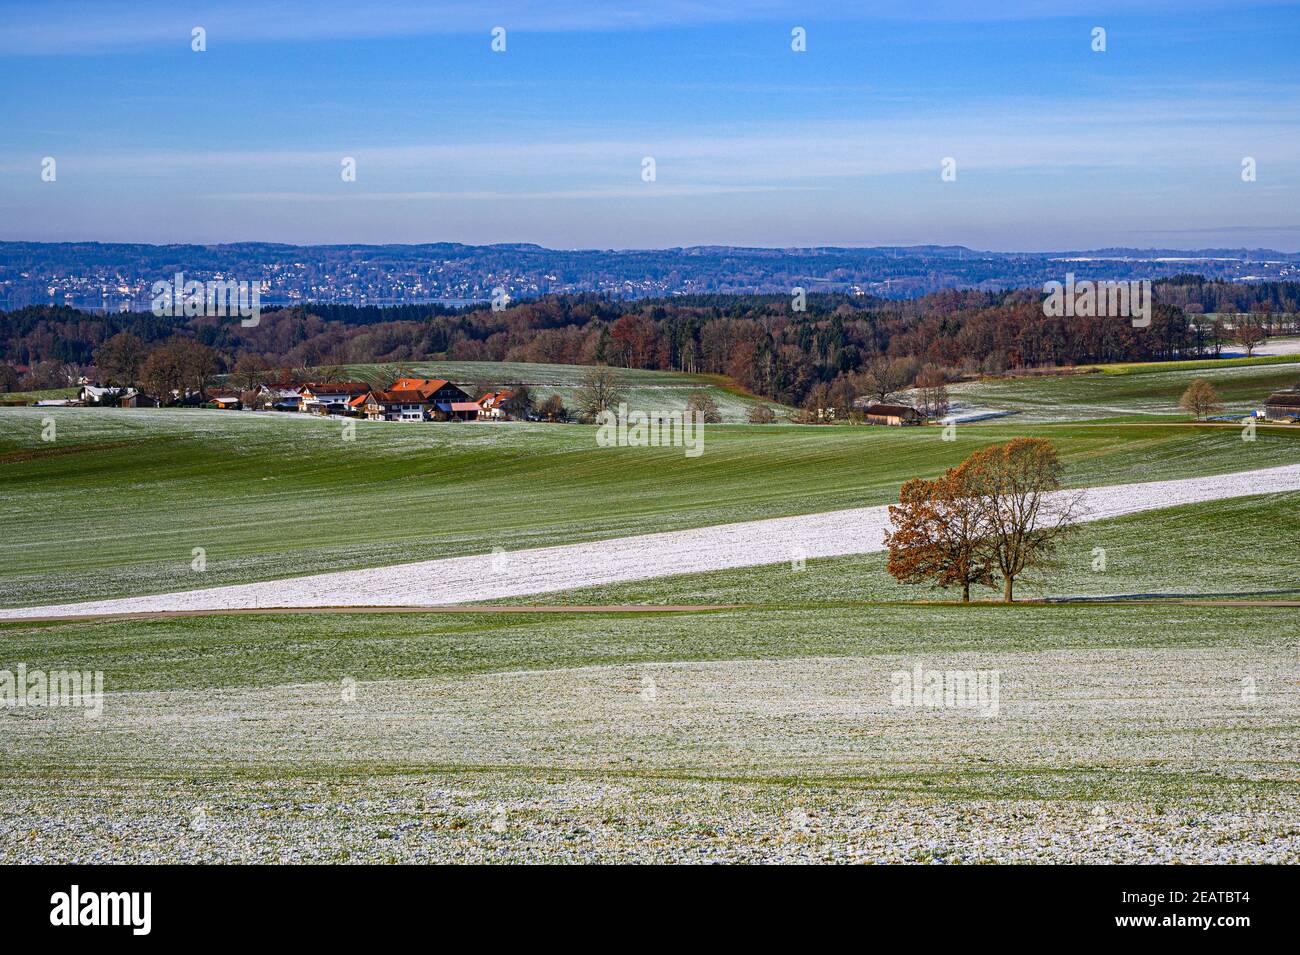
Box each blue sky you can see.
[1,0,1298,250]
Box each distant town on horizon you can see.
[3,240,1298,311]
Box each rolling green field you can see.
[951,359,1300,422]
[2,404,1298,608]
[2,359,1297,862]
[0,387,78,404]
[512,490,1300,606]
[2,595,1294,862]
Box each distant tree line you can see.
[2,278,1297,407]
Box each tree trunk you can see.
[1003,576,1014,602]
[962,581,970,602]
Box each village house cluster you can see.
[26,369,1300,426]
[229,378,522,422]
[59,377,524,423]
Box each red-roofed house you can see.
[355,377,479,421]
[476,389,515,420]
[388,378,466,402]
[298,382,372,415]
[365,389,433,422]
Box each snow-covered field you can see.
[5,462,1298,620]
[4,647,1295,862]
[1219,336,1300,358]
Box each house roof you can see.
[391,378,449,396]
[449,401,481,412]
[1265,392,1300,407]
[348,393,370,408]
[372,389,431,404]
[477,389,514,405]
[865,403,923,417]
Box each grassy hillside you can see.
[950,359,1300,422]
[0,387,78,404]
[3,372,1296,862]
[2,595,1294,861]
[509,491,1300,607]
[3,407,1299,607]
[338,360,790,422]
[1,596,1291,696]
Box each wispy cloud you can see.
[1133,224,1300,235]
[6,103,1294,181]
[6,0,1292,54]
[201,185,829,202]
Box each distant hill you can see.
[3,241,1298,312]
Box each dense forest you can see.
[3,277,1298,410]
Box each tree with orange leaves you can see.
[884,461,996,602]
[886,438,1080,603]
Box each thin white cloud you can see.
[5,105,1294,182]
[200,185,830,201]
[6,0,1293,54]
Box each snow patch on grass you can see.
[5,462,1299,619]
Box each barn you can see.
[864,403,925,426]
[1263,391,1300,422]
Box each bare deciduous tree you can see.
[859,356,918,404]
[538,393,567,421]
[231,353,271,391]
[686,390,721,423]
[94,331,148,386]
[964,438,1081,602]
[1179,378,1223,420]
[575,366,624,422]
[913,365,950,419]
[1234,318,1266,357]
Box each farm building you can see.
[435,401,481,421]
[477,389,515,419]
[389,378,473,405]
[208,392,242,410]
[1263,391,1300,421]
[863,403,925,426]
[362,379,479,421]
[80,384,136,405]
[259,384,306,411]
[365,390,435,422]
[298,382,372,415]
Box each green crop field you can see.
[504,490,1300,606]
[2,360,1297,862]
[2,594,1294,862]
[0,387,78,404]
[951,359,1300,422]
[2,405,1299,607]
